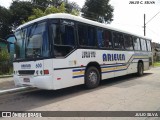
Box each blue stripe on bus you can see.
[73,75,84,78]
[72,55,149,78]
[73,69,85,72]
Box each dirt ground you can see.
[0,77,15,90]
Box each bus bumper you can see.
[13,75,53,90]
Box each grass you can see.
[153,62,160,67]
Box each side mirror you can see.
[6,34,17,61]
[6,34,16,44]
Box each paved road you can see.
[0,67,160,120]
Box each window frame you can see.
[77,22,97,48]
[146,40,152,52]
[140,38,147,52]
[103,29,113,49]
[124,34,134,51]
[14,19,51,62]
[49,19,77,58]
[133,37,141,51]
[60,19,76,47]
[112,31,125,50]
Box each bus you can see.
[13,13,152,90]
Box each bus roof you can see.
[16,13,151,40]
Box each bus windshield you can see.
[14,22,50,61]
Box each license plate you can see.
[23,78,30,82]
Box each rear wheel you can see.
[137,62,144,76]
[85,66,100,89]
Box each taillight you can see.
[44,70,49,75]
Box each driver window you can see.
[60,24,75,46]
[50,20,75,57]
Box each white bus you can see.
[13,13,152,90]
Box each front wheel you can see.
[137,62,144,76]
[85,67,100,89]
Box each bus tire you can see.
[85,66,100,89]
[137,62,144,76]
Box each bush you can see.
[0,49,10,62]
[0,49,10,74]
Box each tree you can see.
[27,8,45,21]
[31,0,80,15]
[65,1,80,16]
[82,0,114,23]
[28,2,66,21]
[0,6,12,39]
[31,0,49,7]
[9,0,38,29]
[31,0,63,7]
[27,2,80,21]
[45,2,66,14]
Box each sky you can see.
[0,0,160,43]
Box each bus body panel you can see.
[13,59,54,90]
[13,49,152,90]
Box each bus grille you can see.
[18,70,35,75]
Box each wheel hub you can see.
[88,71,97,84]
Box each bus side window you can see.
[113,32,124,49]
[78,24,96,47]
[113,32,119,49]
[104,30,112,49]
[140,39,147,51]
[97,29,104,48]
[50,20,76,57]
[78,24,88,46]
[133,37,141,51]
[124,35,134,50]
[118,33,125,49]
[146,40,151,51]
[87,26,96,47]
[61,25,75,46]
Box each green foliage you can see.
[45,2,66,14]
[27,3,66,21]
[0,49,10,75]
[0,6,12,39]
[65,1,80,14]
[0,49,10,62]
[153,62,160,67]
[28,8,45,21]
[9,1,38,28]
[82,0,114,23]
[0,0,80,39]
[27,2,79,21]
[31,0,49,8]
[71,9,79,16]
[31,0,63,8]
[31,0,80,16]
